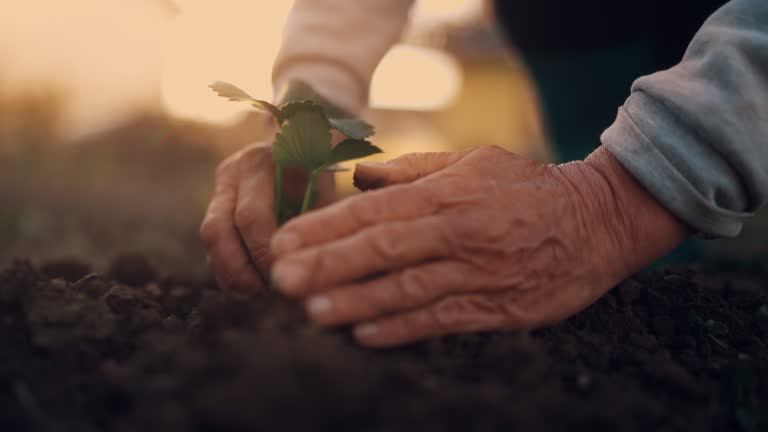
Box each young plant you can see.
[210,81,382,223]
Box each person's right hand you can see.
[200,141,335,295]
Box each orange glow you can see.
[161,1,292,124]
[0,0,166,138]
[371,45,462,111]
[162,2,464,123]
[0,1,490,135]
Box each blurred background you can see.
[0,0,765,275]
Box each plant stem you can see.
[300,170,318,214]
[274,163,284,222]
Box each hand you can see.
[270,145,689,347]
[200,141,334,295]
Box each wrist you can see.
[578,146,691,273]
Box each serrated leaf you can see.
[276,79,348,118]
[209,82,283,122]
[209,81,255,101]
[329,118,375,140]
[280,100,325,120]
[272,110,332,171]
[324,139,383,168]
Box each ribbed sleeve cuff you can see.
[601,93,752,238]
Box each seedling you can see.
[210,81,382,223]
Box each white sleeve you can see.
[272,0,416,114]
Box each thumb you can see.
[353,150,471,191]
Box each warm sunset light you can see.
[0,0,166,138]
[162,2,465,123]
[3,1,766,429]
[160,1,292,125]
[0,0,474,133]
[370,45,462,111]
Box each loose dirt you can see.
[1,257,766,432]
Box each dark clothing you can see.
[494,0,727,68]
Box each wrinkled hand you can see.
[270,145,688,347]
[200,141,334,295]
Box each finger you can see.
[353,150,474,191]
[201,157,264,294]
[271,216,454,297]
[234,145,277,275]
[271,183,437,257]
[305,260,479,326]
[353,294,509,348]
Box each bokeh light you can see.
[370,45,462,111]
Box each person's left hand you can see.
[269,145,688,347]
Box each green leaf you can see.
[275,79,349,118]
[272,110,332,171]
[324,139,383,168]
[280,100,325,120]
[329,118,375,140]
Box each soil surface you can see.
[0,257,766,432]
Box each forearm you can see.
[601,0,768,237]
[273,0,415,114]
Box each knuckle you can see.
[234,204,265,233]
[424,305,448,330]
[397,267,430,304]
[432,298,465,327]
[433,296,502,330]
[368,226,405,261]
[470,145,521,165]
[412,184,441,213]
[432,218,461,253]
[346,195,379,225]
[479,144,506,156]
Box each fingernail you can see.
[271,261,307,294]
[355,323,378,338]
[271,232,301,255]
[307,296,331,316]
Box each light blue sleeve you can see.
[601,0,768,237]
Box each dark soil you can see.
[0,257,766,432]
